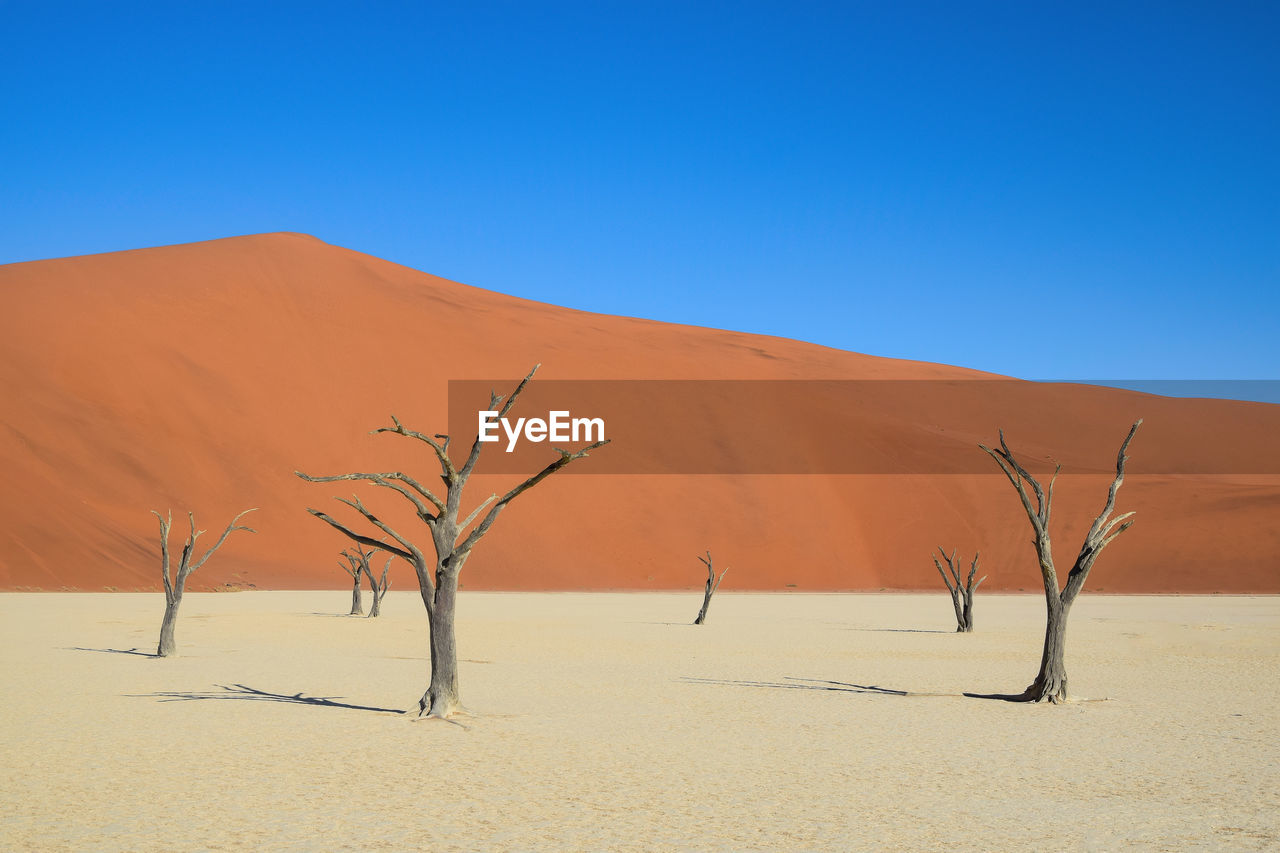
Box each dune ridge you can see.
[2,233,1277,592]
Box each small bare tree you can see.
[693,551,728,625]
[932,548,984,632]
[298,364,607,718]
[364,553,393,618]
[980,420,1141,702]
[338,548,367,615]
[152,508,256,657]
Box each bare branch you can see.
[979,442,1044,537]
[296,470,445,516]
[1098,519,1135,550]
[338,552,362,579]
[458,494,498,534]
[333,496,420,562]
[371,416,458,481]
[1044,464,1061,528]
[932,546,956,594]
[152,510,173,601]
[456,438,610,555]
[1083,419,1143,545]
[188,508,257,573]
[305,507,414,563]
[456,364,542,485]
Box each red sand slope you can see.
[2,233,1276,593]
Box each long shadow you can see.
[128,683,404,714]
[845,628,953,634]
[70,646,159,658]
[682,676,914,696]
[963,691,1030,702]
[628,621,699,626]
[685,674,1100,704]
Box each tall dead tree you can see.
[338,548,367,615]
[980,420,1141,703]
[932,548,985,632]
[153,508,256,657]
[297,364,607,719]
[693,551,728,625]
[363,554,393,618]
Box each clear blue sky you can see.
[3,1,1276,381]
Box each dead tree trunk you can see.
[980,420,1141,702]
[153,508,256,657]
[364,554,393,618]
[693,551,728,625]
[297,364,607,719]
[932,548,985,632]
[339,550,364,615]
[339,543,382,616]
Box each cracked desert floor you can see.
[2,591,1277,851]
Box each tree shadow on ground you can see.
[961,691,1031,702]
[128,683,404,714]
[682,675,1065,702]
[844,628,953,634]
[682,676,915,696]
[70,646,159,658]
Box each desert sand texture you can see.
[2,233,1278,594]
[2,590,1277,851]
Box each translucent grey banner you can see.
[446,380,1280,475]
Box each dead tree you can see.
[693,551,728,625]
[297,364,607,719]
[152,508,256,657]
[932,548,985,632]
[338,548,366,615]
[363,554,393,618]
[980,420,1141,703]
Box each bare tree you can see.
[297,364,607,719]
[979,420,1141,703]
[932,548,985,632]
[693,551,728,625]
[363,553,393,618]
[152,508,256,657]
[337,544,391,617]
[338,548,366,615]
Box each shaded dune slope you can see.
[2,233,1276,592]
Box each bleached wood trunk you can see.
[1022,599,1070,702]
[349,575,364,615]
[157,595,181,657]
[420,567,462,717]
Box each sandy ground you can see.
[1,591,1277,851]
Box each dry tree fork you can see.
[338,547,368,615]
[152,508,257,657]
[980,419,1141,703]
[338,543,389,616]
[297,364,608,719]
[693,551,728,625]
[932,548,984,632]
[364,553,394,618]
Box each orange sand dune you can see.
[2,233,1276,592]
